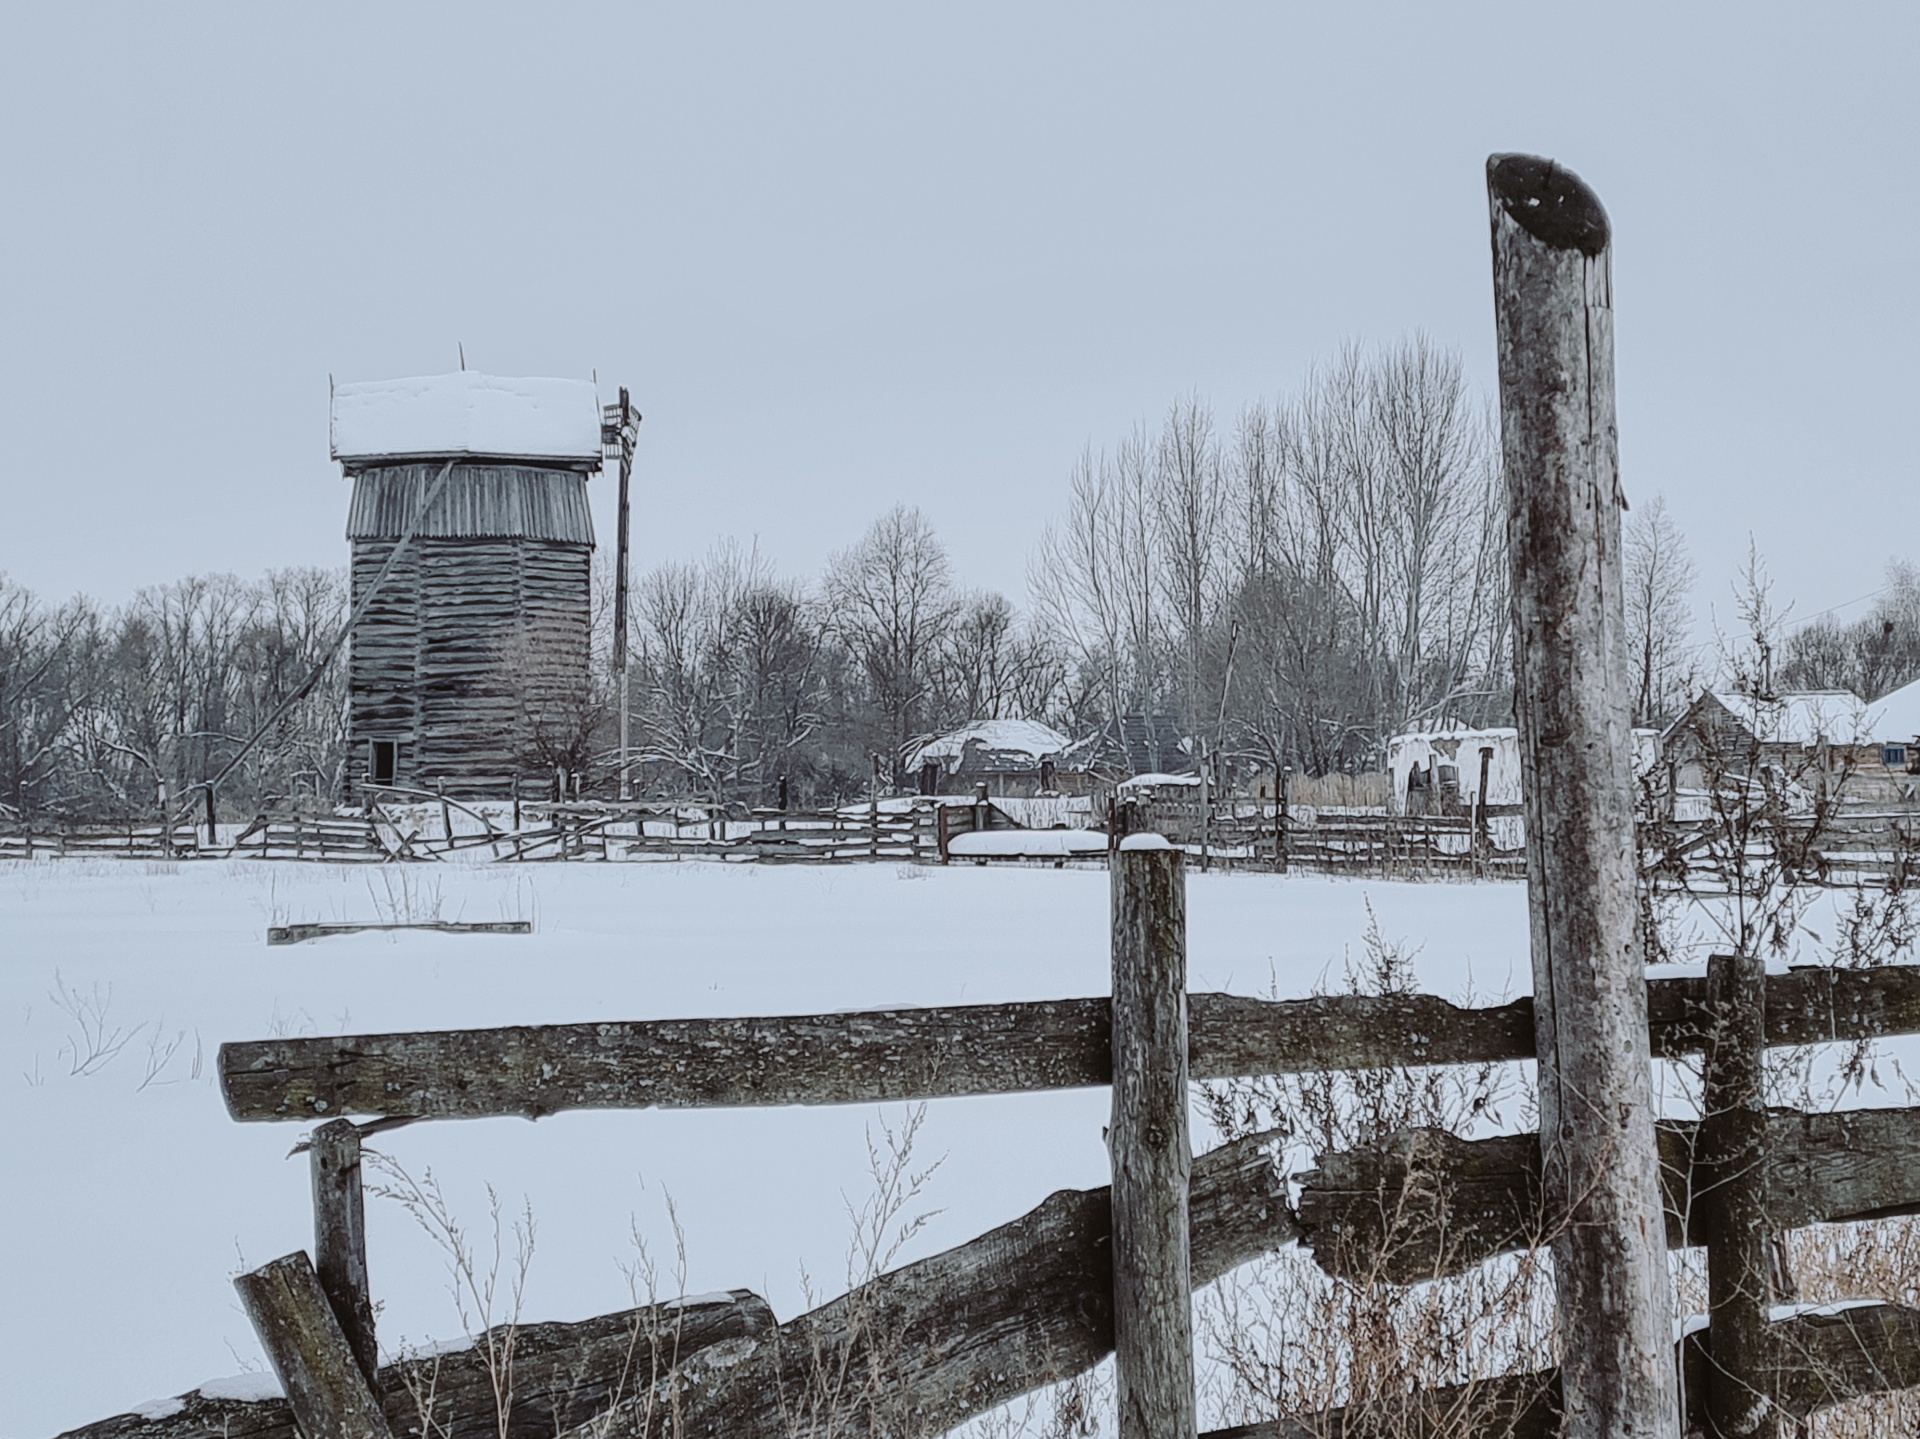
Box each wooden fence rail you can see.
[1296,1104,1920,1284]
[220,963,1920,1123]
[10,801,1920,886]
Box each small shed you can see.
[1868,677,1920,773]
[332,372,605,798]
[907,720,1070,797]
[1387,728,1523,816]
[1390,724,1662,815]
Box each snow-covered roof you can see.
[1868,676,1920,742]
[330,372,604,465]
[1117,771,1202,790]
[1704,690,1869,746]
[907,720,1069,774]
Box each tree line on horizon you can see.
[1,337,1909,822]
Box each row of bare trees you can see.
[0,568,346,820]
[1035,338,1517,778]
[615,518,1064,807]
[0,336,1743,821]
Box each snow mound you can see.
[949,830,1109,858]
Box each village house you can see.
[332,371,606,800]
[1659,688,1880,802]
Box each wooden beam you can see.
[232,1252,392,1439]
[1108,840,1197,1439]
[220,964,1920,1123]
[267,920,532,946]
[310,1121,376,1387]
[1297,1104,1920,1283]
[571,1125,1292,1439]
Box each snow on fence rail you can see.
[59,853,1920,1439]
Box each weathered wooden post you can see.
[1702,950,1776,1438]
[1488,152,1680,1439]
[1475,745,1494,871]
[234,1251,392,1439]
[311,1119,377,1387]
[1276,764,1291,875]
[1109,834,1196,1439]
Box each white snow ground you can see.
[0,859,1901,1436]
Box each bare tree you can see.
[1622,494,1698,725]
[930,591,1063,728]
[1030,431,1163,730]
[821,506,957,777]
[1782,558,1920,702]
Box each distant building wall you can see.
[344,463,594,798]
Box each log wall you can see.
[344,464,593,799]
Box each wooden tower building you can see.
[330,372,604,798]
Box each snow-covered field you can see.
[4,857,1896,1437]
[0,858,1537,1435]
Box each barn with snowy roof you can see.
[331,371,609,798]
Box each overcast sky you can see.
[2,4,1914,634]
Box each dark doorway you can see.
[370,740,397,786]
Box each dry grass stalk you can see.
[1196,907,1554,1438]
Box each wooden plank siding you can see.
[344,464,594,799]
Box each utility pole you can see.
[603,389,641,800]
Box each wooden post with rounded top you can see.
[1487,152,1680,1439]
[1109,834,1196,1439]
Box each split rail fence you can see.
[61,844,1920,1439]
[14,801,1920,888]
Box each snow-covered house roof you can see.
[1868,677,1920,742]
[1116,771,1202,791]
[1669,690,1870,748]
[907,720,1069,776]
[330,372,605,466]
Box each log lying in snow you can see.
[618,1126,1294,1439]
[266,921,531,946]
[1297,1106,1920,1284]
[54,1290,772,1439]
[219,965,1920,1122]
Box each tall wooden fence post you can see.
[1109,835,1196,1439]
[1702,950,1776,1438]
[1488,151,1680,1439]
[311,1118,378,1387]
